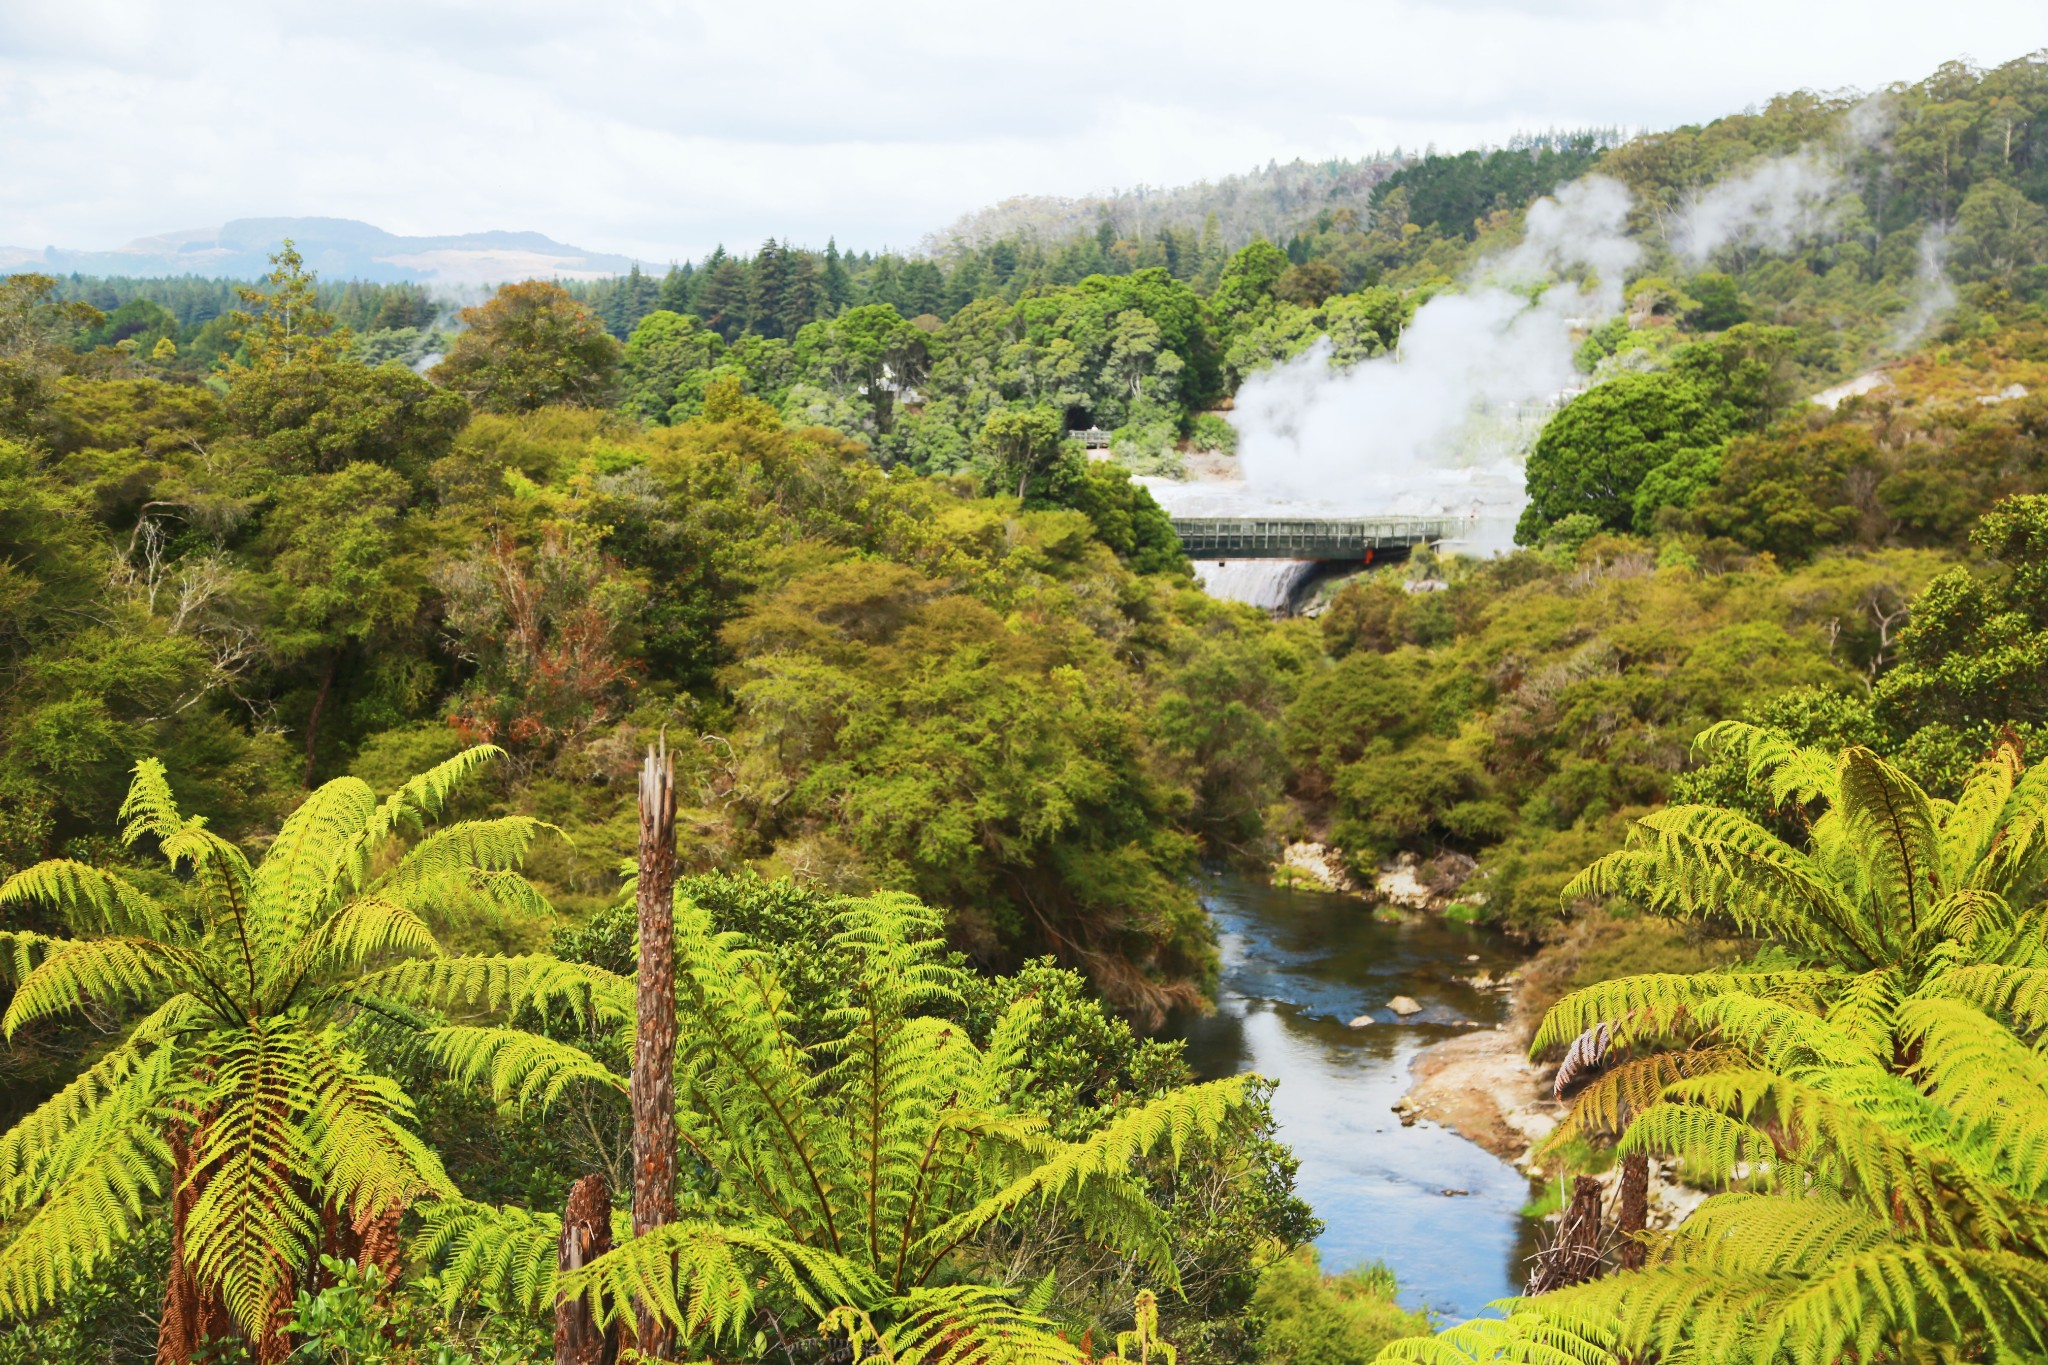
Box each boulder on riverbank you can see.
[1274,841,1359,894]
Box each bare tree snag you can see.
[1616,1152,1650,1271]
[630,740,679,1359]
[556,1174,619,1365]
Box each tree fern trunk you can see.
[631,742,679,1359]
[1616,1153,1649,1271]
[1527,1174,1606,1294]
[556,1174,619,1365]
[156,1124,230,1363]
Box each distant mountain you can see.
[0,216,640,284]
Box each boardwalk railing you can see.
[1171,516,1462,560]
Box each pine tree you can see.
[229,241,346,369]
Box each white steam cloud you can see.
[1213,176,1640,551]
[1669,149,1845,264]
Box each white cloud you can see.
[0,0,2041,261]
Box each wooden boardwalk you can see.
[1170,516,1461,560]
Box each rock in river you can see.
[1387,995,1422,1016]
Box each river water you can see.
[1166,871,1540,1320]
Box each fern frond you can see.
[250,775,380,962]
[360,745,506,847]
[181,1026,322,1338]
[1898,995,2048,1200]
[568,1220,879,1342]
[422,1025,627,1111]
[346,954,634,1028]
[1980,754,2048,895]
[864,1284,1085,1365]
[1694,720,1840,809]
[0,930,61,985]
[1836,746,1945,955]
[1372,1308,1617,1365]
[1563,805,1874,966]
[292,894,444,984]
[1928,964,2048,1039]
[116,757,185,846]
[671,903,846,1252]
[1943,742,2023,885]
[0,860,174,941]
[415,1198,563,1315]
[1529,968,1836,1056]
[0,1113,169,1319]
[1543,1048,1742,1150]
[299,1030,455,1217]
[369,817,558,926]
[917,1076,1253,1285]
[2,937,207,1036]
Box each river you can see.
[1165,870,1540,1320]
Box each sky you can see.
[2,0,2043,263]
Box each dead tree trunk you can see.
[1527,1174,1606,1294]
[630,741,679,1359]
[1616,1152,1650,1271]
[556,1174,619,1365]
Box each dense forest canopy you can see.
[2,47,2047,1365]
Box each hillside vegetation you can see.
[0,47,2046,1365]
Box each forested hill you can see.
[3,47,2048,1365]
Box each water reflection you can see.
[1167,871,1541,1320]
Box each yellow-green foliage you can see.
[0,748,570,1346]
[421,893,1259,1361]
[1293,542,1941,912]
[1388,726,2048,1361]
[1253,1247,1428,1365]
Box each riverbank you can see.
[1393,1027,1559,1172]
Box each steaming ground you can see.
[1154,127,1960,610]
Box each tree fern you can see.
[1393,728,2048,1363]
[0,748,565,1361]
[423,891,1260,1359]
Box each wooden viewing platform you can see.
[1170,516,1462,560]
